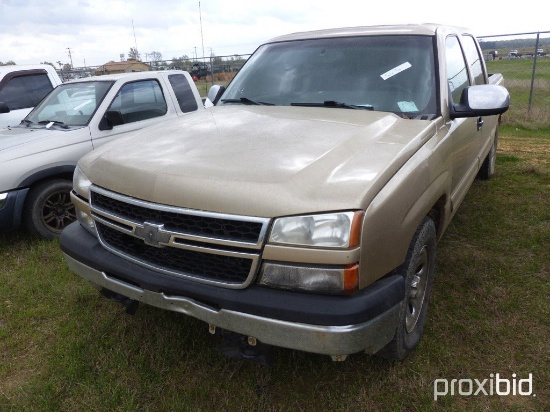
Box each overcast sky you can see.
[1,0,548,67]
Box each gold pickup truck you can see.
[60,24,509,362]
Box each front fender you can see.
[359,143,450,287]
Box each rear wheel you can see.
[23,179,76,239]
[377,217,437,360]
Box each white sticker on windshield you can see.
[398,101,418,112]
[380,62,412,80]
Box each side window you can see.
[445,36,470,104]
[108,79,167,125]
[461,35,486,85]
[168,74,199,113]
[0,74,53,110]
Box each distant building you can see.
[94,59,151,75]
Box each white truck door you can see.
[89,78,176,149]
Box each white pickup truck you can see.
[0,70,203,238]
[0,64,63,129]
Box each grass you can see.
[1,129,549,411]
[194,72,236,98]
[486,58,550,128]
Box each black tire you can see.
[478,130,498,180]
[23,179,76,239]
[377,217,437,360]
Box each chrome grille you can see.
[98,223,253,283]
[92,191,265,244]
[89,186,270,288]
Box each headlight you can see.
[269,211,363,248]
[72,166,95,234]
[73,165,92,198]
[0,192,7,209]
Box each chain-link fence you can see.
[55,31,550,127]
[57,54,250,82]
[479,31,550,127]
[56,53,250,99]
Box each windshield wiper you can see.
[291,100,374,110]
[37,120,69,129]
[221,97,274,106]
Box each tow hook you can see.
[100,288,139,315]
[210,325,273,366]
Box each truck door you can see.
[89,78,170,149]
[445,35,483,209]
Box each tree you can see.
[40,61,55,67]
[128,47,141,61]
[170,55,191,70]
[147,51,162,62]
[0,61,16,66]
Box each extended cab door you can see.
[445,34,488,209]
[89,77,175,149]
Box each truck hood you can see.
[0,126,48,150]
[82,106,436,217]
[0,126,83,161]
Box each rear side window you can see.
[461,35,486,85]
[0,73,53,110]
[168,74,199,113]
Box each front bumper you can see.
[60,222,404,356]
[0,188,29,231]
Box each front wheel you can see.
[23,179,76,239]
[377,217,437,360]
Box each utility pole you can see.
[66,47,73,68]
[199,1,205,61]
[132,19,139,60]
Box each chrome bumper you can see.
[64,254,400,356]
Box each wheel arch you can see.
[19,165,76,189]
[360,171,450,288]
[19,165,76,230]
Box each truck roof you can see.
[65,70,191,84]
[265,23,469,43]
[0,64,59,76]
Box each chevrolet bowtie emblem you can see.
[135,222,171,247]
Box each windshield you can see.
[24,81,114,127]
[221,35,437,118]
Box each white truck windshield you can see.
[25,81,113,127]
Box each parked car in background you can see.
[190,62,210,79]
[0,70,203,238]
[0,64,62,129]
